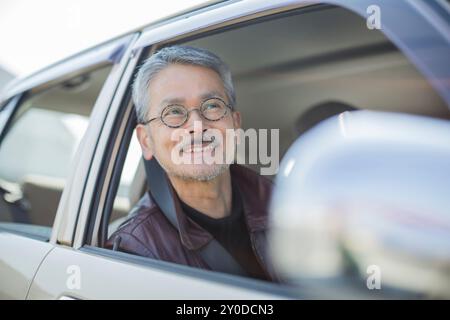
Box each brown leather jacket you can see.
[106,165,280,282]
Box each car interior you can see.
[106,4,450,236]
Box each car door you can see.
[27,0,450,300]
[0,34,136,300]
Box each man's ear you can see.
[136,124,154,160]
[232,110,241,129]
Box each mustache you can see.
[177,132,221,151]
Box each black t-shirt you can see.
[180,183,267,280]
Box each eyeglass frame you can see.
[139,97,233,128]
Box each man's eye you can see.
[204,103,220,110]
[166,108,184,116]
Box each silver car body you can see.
[0,0,449,299]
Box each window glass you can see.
[0,66,112,239]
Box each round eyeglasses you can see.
[140,97,232,128]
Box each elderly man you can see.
[107,46,278,282]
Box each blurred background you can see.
[0,0,206,90]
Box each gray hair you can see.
[132,45,236,124]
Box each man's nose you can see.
[184,109,207,134]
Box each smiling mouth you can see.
[182,137,217,153]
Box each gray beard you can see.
[158,160,230,182]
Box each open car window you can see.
[88,4,449,290]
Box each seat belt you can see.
[144,157,247,277]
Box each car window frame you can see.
[76,0,450,295]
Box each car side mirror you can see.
[269,110,450,299]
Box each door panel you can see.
[28,247,284,299]
[0,233,53,299]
